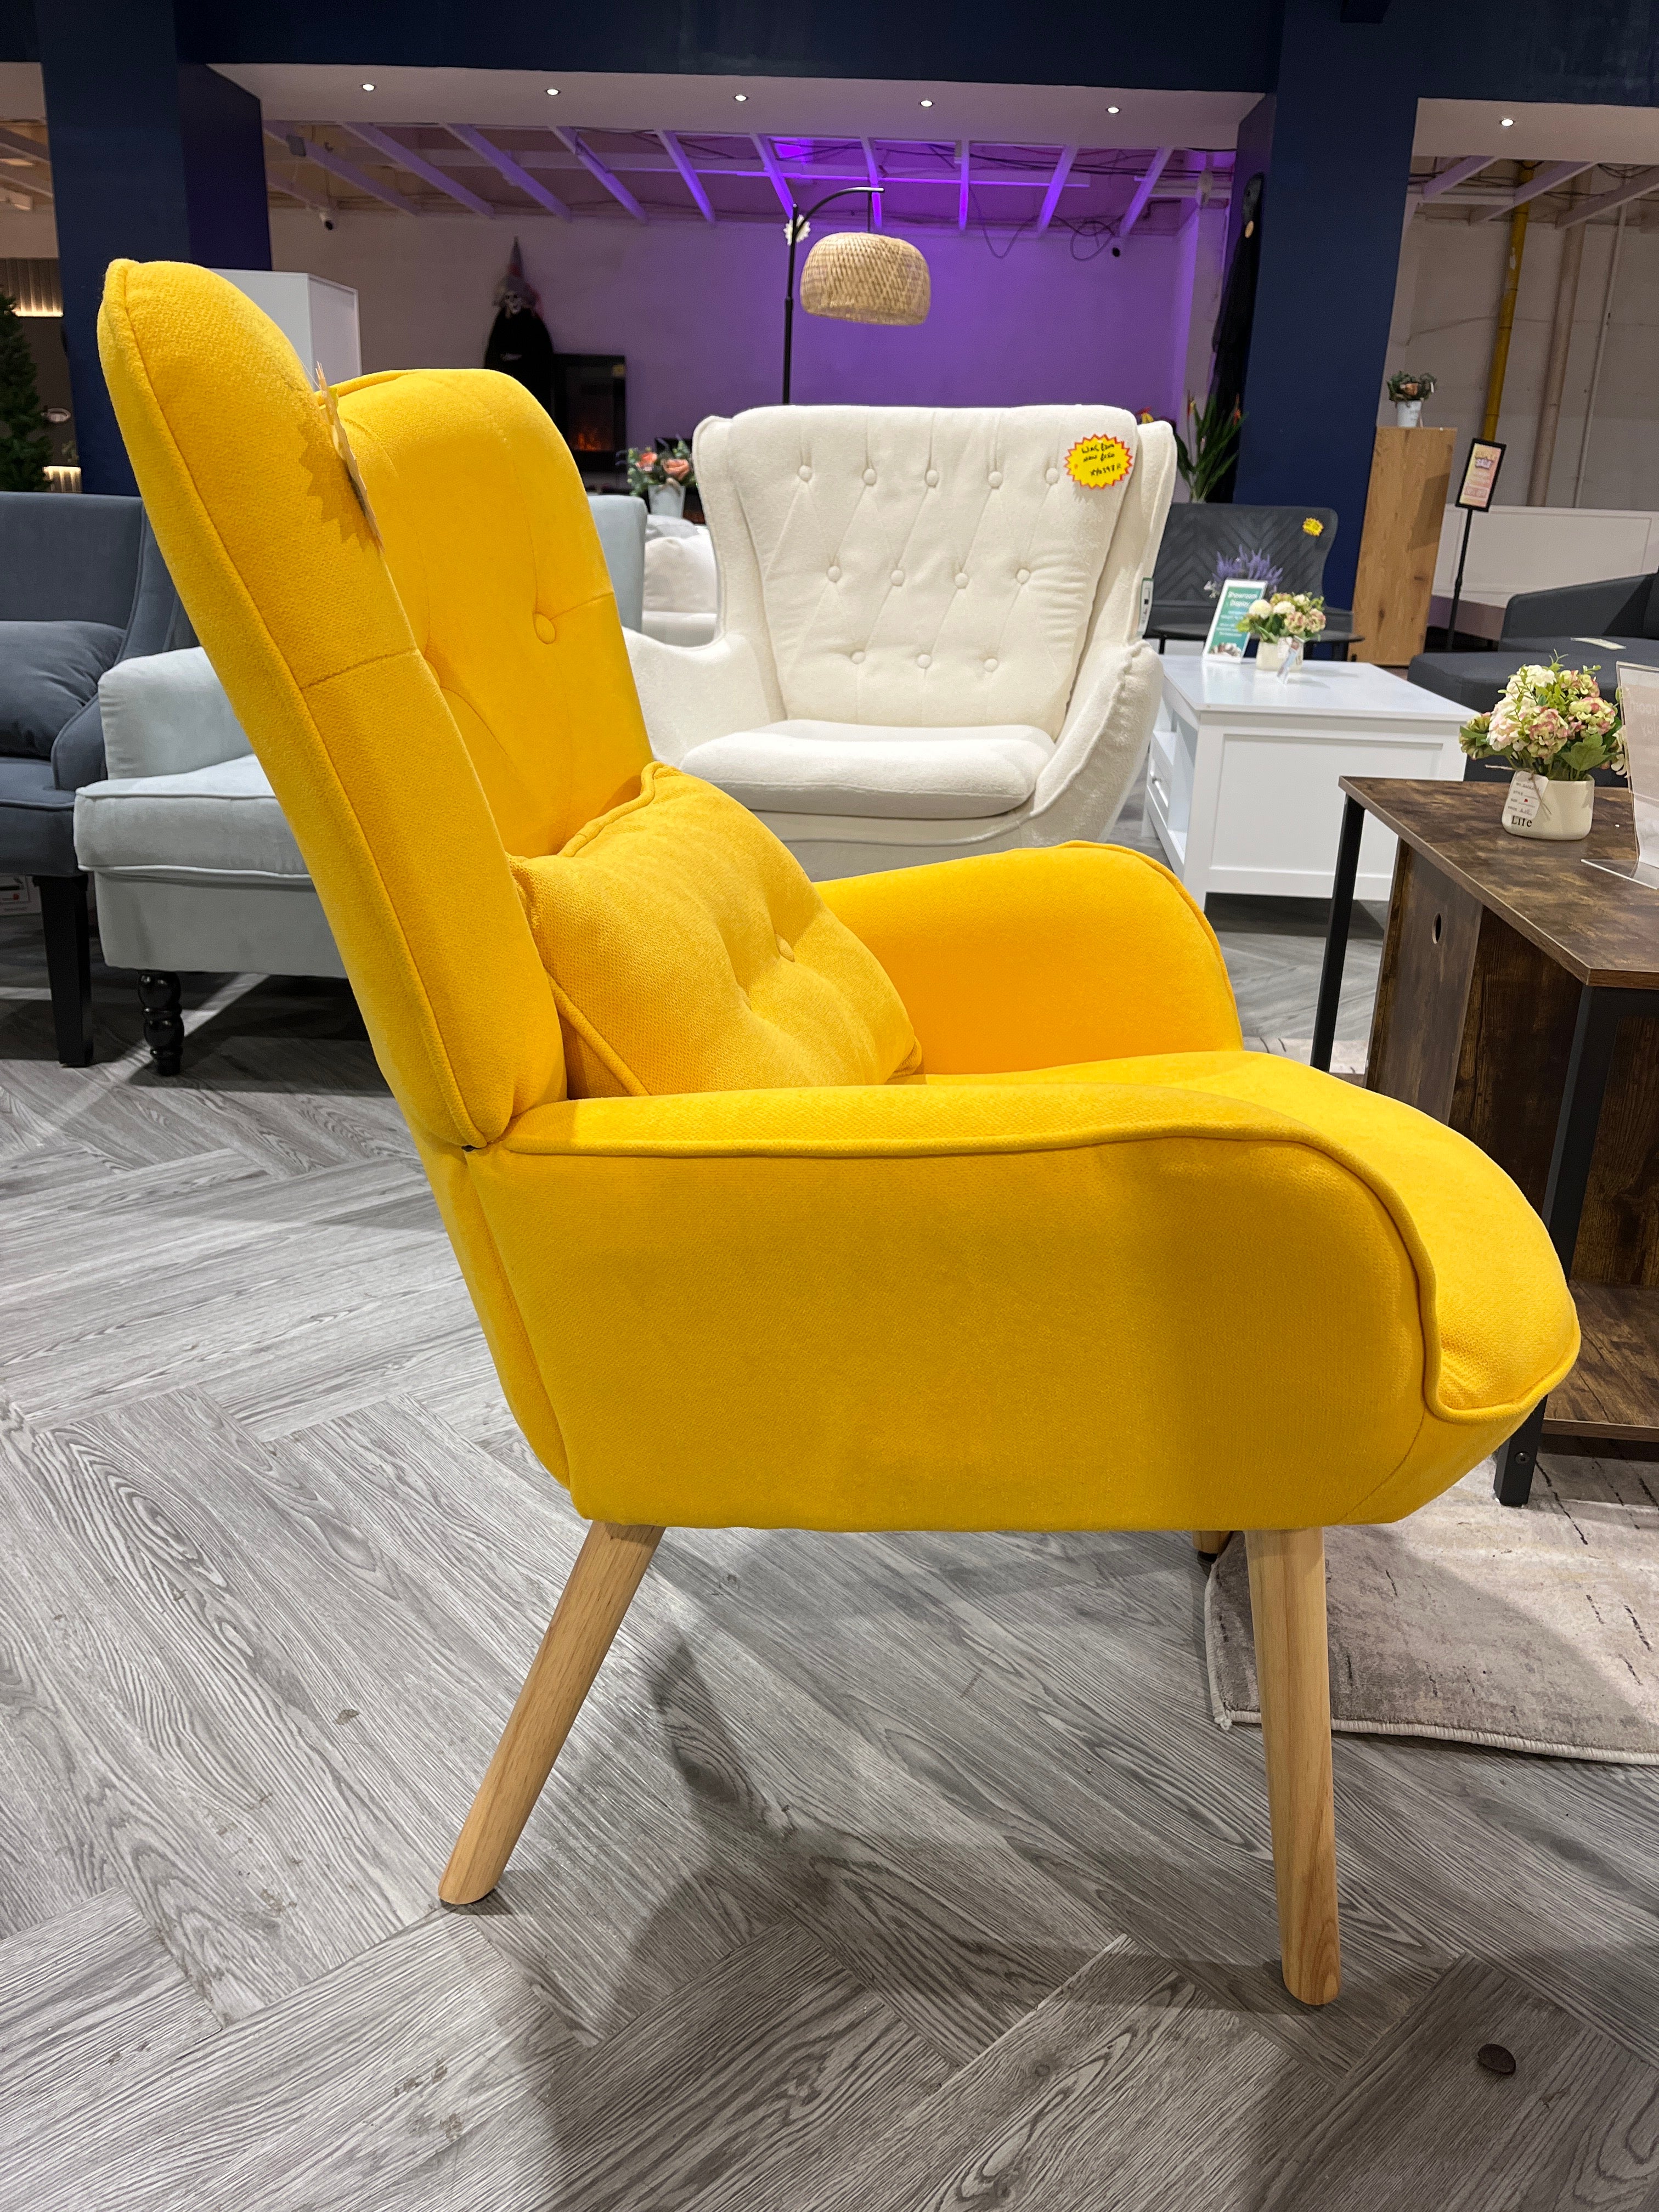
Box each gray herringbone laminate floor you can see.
[0,868,1655,2212]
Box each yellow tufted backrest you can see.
[97,260,653,1150]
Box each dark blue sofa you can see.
[0,493,188,1063]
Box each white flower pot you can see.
[1502,772,1595,842]
[647,483,686,518]
[1394,399,1423,428]
[1254,637,1303,676]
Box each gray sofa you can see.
[1409,571,1659,715]
[0,493,188,1063]
[75,494,647,1074]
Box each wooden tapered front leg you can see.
[1246,1527,1340,2007]
[441,1521,663,1905]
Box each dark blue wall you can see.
[37,0,269,493]
[161,0,1659,105]
[5,0,1658,104]
[1232,0,1425,602]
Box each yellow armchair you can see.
[98,262,1577,2011]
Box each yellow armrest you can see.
[818,843,1242,1073]
[456,1076,1562,1534]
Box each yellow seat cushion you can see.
[933,1048,1577,1435]
[511,763,921,1097]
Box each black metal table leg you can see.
[1311,794,1364,1074]
[1494,985,1628,1506]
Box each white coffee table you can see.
[1146,657,1467,905]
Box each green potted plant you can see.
[1386,369,1436,428]
[1173,392,1242,504]
[626,439,695,518]
[1242,591,1327,676]
[1461,657,1624,840]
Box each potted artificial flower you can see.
[1243,591,1327,676]
[627,439,695,517]
[1387,369,1436,428]
[1461,657,1624,841]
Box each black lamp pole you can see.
[781,185,883,405]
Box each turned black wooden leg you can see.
[137,970,184,1076]
[35,875,93,1067]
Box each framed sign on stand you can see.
[1444,438,1506,646]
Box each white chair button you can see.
[890,569,904,585]
[984,657,998,670]
[851,649,866,663]
[917,653,930,667]
[828,564,842,580]
[798,464,812,481]
[955,573,968,589]
[862,467,877,484]
[988,470,1003,487]
[1017,567,1030,583]
[926,468,939,486]
[1046,466,1059,483]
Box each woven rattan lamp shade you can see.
[799,232,930,325]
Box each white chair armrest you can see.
[623,629,773,766]
[1034,640,1164,831]
[98,646,252,781]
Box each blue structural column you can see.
[1231,0,1424,608]
[38,2,270,495]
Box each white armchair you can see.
[72,496,649,1075]
[624,404,1175,878]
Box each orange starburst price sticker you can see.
[1064,433,1135,489]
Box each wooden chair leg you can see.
[1192,1530,1233,1556]
[440,1521,663,1906]
[1245,1527,1341,2007]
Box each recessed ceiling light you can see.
[1500,115,1514,127]
[1107,104,1120,115]
[361,81,375,91]
[734,92,748,102]
[919,98,933,108]
[546,87,559,97]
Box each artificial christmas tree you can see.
[0,292,49,490]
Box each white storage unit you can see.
[1147,657,1467,905]
[212,270,362,385]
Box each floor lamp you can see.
[781,187,930,404]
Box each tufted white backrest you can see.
[694,405,1160,737]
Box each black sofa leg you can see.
[35,876,93,1068]
[137,971,184,1076]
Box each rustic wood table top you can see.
[1341,777,1659,990]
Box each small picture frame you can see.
[1204,578,1265,659]
[1456,439,1505,512]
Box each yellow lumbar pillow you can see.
[511,764,921,1097]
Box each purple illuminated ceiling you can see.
[263,125,1234,238]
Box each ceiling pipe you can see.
[1572,203,1628,507]
[1527,212,1585,505]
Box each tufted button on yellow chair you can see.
[99,263,1578,2011]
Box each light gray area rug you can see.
[1205,1455,1659,1762]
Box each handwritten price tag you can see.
[1504,772,1542,831]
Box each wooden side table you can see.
[1313,777,1659,1506]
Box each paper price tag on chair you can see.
[1585,662,1659,891]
